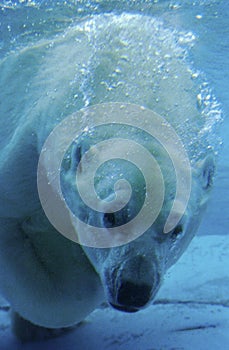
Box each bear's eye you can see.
[75,145,82,164]
[103,212,116,228]
[73,144,83,173]
[171,224,183,239]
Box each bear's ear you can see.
[196,154,216,190]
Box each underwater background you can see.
[0,1,228,349]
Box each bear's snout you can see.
[105,255,161,312]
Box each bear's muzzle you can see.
[105,255,161,312]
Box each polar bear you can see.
[0,13,217,341]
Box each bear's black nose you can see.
[116,281,152,310]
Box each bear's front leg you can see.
[11,311,75,342]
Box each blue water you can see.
[0,0,228,235]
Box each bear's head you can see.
[60,125,215,313]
